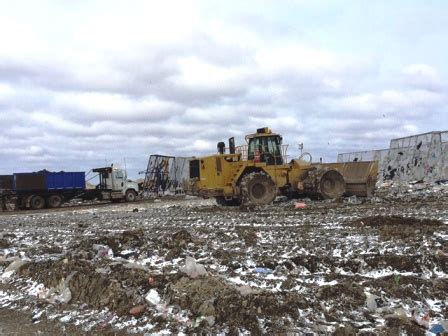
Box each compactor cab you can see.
[247,127,284,165]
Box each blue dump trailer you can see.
[1,170,85,210]
[1,165,140,211]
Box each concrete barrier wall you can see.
[379,131,448,184]
[338,131,448,186]
[337,149,389,163]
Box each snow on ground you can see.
[0,196,447,334]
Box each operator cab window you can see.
[115,171,124,179]
[248,136,283,165]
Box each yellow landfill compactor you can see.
[187,127,378,206]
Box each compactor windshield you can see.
[247,135,283,165]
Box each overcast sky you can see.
[0,0,447,178]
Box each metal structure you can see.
[141,155,190,196]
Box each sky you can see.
[0,0,447,178]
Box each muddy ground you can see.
[0,196,447,335]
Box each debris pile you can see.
[0,196,447,334]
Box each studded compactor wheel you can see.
[240,172,277,205]
[318,170,345,199]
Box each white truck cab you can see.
[92,165,139,202]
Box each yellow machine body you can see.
[188,128,378,205]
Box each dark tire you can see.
[240,172,277,205]
[215,196,241,206]
[125,190,137,202]
[47,194,63,208]
[319,170,345,199]
[30,195,46,210]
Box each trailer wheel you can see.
[125,190,137,202]
[47,194,63,208]
[240,172,277,205]
[30,195,46,210]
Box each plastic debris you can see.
[274,196,288,203]
[294,202,307,209]
[41,271,77,304]
[148,276,157,286]
[93,244,113,259]
[129,304,146,316]
[2,259,29,278]
[145,289,161,305]
[366,294,384,312]
[180,256,207,278]
[237,285,257,296]
[5,259,28,273]
[411,309,430,329]
[204,315,215,327]
[255,267,273,274]
[430,321,448,334]
[344,195,363,205]
[192,315,215,327]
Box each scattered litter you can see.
[145,289,161,306]
[5,259,29,273]
[180,256,207,278]
[254,267,273,274]
[129,304,146,316]
[40,271,77,304]
[344,195,363,205]
[93,244,113,259]
[294,202,307,209]
[429,321,448,334]
[411,309,430,329]
[237,285,254,296]
[366,293,385,312]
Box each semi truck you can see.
[0,165,139,211]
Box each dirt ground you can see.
[0,196,447,335]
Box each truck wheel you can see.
[240,172,277,205]
[319,170,345,199]
[30,195,46,210]
[125,190,137,202]
[47,194,63,208]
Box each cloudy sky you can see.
[0,0,447,178]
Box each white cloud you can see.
[0,1,447,177]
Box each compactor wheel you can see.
[30,195,46,210]
[319,170,345,199]
[47,194,63,208]
[240,172,277,205]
